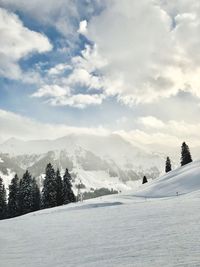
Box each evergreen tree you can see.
[8,174,20,218]
[63,168,76,204]
[56,169,63,206]
[165,157,172,173]
[19,170,34,215]
[142,176,148,184]
[0,177,7,219]
[32,178,41,211]
[42,163,57,208]
[181,142,192,166]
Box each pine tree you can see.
[181,142,192,166]
[63,168,76,204]
[8,174,20,218]
[165,157,172,173]
[0,177,7,219]
[32,178,41,211]
[42,163,57,208]
[19,170,34,215]
[56,169,63,206]
[142,176,148,184]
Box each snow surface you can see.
[135,160,200,197]
[1,161,200,266]
[72,168,134,192]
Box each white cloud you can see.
[32,85,70,98]
[138,116,200,139]
[78,20,88,34]
[72,44,108,72]
[0,0,102,37]
[63,44,107,91]
[85,0,176,104]
[138,116,165,129]
[0,109,109,142]
[48,93,105,109]
[32,45,106,108]
[65,68,103,90]
[48,64,72,76]
[0,0,77,34]
[117,129,181,147]
[0,7,52,79]
[3,0,200,110]
[123,115,200,149]
[75,0,200,105]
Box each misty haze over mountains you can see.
[0,133,163,192]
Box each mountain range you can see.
[0,133,164,193]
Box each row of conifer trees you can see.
[0,163,76,220]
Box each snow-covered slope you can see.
[134,160,200,197]
[1,162,200,267]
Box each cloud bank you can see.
[13,0,200,108]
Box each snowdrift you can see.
[134,160,200,198]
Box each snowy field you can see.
[1,161,200,267]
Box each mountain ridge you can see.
[0,133,164,193]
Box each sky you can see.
[0,0,200,151]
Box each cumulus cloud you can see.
[0,7,52,79]
[85,0,176,104]
[75,0,200,105]
[3,0,200,110]
[32,45,107,108]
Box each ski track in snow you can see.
[1,161,200,266]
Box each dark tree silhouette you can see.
[42,163,57,208]
[0,177,7,219]
[165,157,172,173]
[142,176,148,184]
[8,174,20,217]
[19,170,35,215]
[63,168,76,204]
[181,142,192,166]
[32,178,41,211]
[56,169,63,206]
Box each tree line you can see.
[0,163,76,220]
[142,142,193,184]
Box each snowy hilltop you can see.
[135,160,200,197]
[1,160,200,266]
